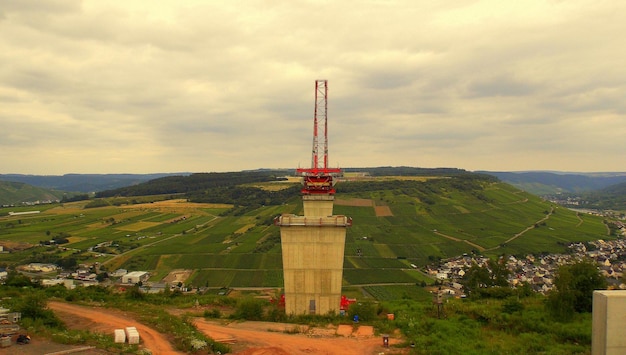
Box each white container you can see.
[114,329,126,343]
[125,327,140,345]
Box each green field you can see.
[0,180,615,297]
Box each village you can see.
[426,232,626,297]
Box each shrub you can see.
[203,308,222,318]
[16,293,64,328]
[232,297,265,320]
[347,301,378,322]
[502,298,524,314]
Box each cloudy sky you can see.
[1,0,625,174]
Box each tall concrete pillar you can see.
[276,195,350,315]
[593,290,626,355]
[302,195,334,217]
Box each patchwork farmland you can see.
[0,179,612,292]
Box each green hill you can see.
[0,172,612,289]
[0,180,66,206]
[569,181,626,210]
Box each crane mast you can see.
[297,80,341,194]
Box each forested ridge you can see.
[343,166,469,176]
[95,171,287,197]
[93,168,498,210]
[571,181,626,210]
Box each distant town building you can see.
[122,271,150,284]
[110,269,128,278]
[22,263,58,272]
[41,279,75,289]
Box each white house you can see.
[122,271,150,284]
[110,269,128,278]
[436,272,449,280]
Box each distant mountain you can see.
[0,173,189,193]
[4,169,624,198]
[0,181,66,206]
[478,171,626,195]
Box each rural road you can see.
[48,302,405,355]
[48,301,182,355]
[434,231,486,252]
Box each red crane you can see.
[296,80,341,194]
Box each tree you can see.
[461,258,511,298]
[57,257,77,270]
[488,258,510,287]
[462,263,491,295]
[547,260,607,321]
[16,292,63,327]
[4,271,36,288]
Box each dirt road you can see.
[48,301,181,355]
[434,231,485,252]
[49,301,406,355]
[193,318,406,355]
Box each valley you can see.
[0,175,613,296]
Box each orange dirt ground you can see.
[193,319,407,355]
[48,301,181,354]
[49,302,408,355]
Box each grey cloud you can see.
[3,69,69,95]
[2,0,81,15]
[0,93,24,103]
[541,86,626,114]
[466,75,536,98]
[504,114,561,127]
[357,71,417,90]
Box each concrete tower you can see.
[275,80,351,315]
[276,196,351,315]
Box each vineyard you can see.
[0,177,613,301]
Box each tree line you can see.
[96,171,287,197]
[89,170,498,211]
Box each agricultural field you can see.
[362,284,433,301]
[0,180,615,298]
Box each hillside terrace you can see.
[13,219,626,297]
